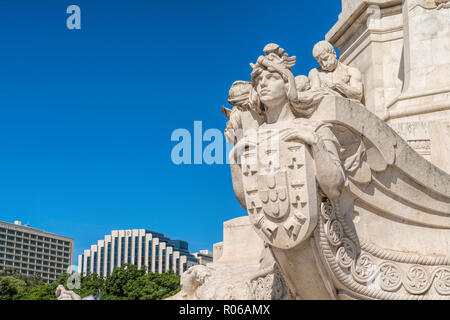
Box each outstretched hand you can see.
[281,127,318,146]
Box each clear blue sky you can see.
[0,0,341,262]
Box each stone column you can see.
[104,235,111,276]
[151,238,159,273]
[82,249,89,276]
[158,242,166,273]
[144,234,152,272]
[165,246,173,273]
[90,245,97,275]
[172,251,179,274]
[110,231,118,274]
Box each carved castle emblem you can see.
[241,128,318,249]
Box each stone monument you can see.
[171,0,450,300]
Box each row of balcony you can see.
[0,231,71,247]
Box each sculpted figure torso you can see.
[308,41,363,103]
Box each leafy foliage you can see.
[0,264,181,300]
[0,276,27,300]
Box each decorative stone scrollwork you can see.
[378,262,403,292]
[404,265,431,295]
[433,267,450,295]
[325,220,344,246]
[320,200,334,221]
[249,265,288,300]
[336,238,357,269]
[319,198,450,299]
[351,253,377,284]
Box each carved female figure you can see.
[226,43,346,250]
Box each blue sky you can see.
[0,0,341,262]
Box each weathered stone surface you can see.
[167,217,291,300]
[56,285,82,300]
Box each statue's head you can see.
[249,43,295,115]
[228,81,251,111]
[313,41,338,72]
[295,75,311,92]
[253,68,289,108]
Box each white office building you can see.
[0,220,74,283]
[192,250,213,266]
[78,229,198,277]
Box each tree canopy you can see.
[0,265,181,300]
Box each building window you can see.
[128,237,132,263]
[113,238,118,269]
[93,252,98,273]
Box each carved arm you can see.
[334,67,363,102]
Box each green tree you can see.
[78,273,104,298]
[0,263,181,300]
[0,267,44,287]
[13,283,57,300]
[0,276,27,300]
[102,264,145,299]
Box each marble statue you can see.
[308,41,364,103]
[166,265,212,300]
[170,35,450,299]
[56,285,82,300]
[55,284,100,300]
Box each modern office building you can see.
[192,250,213,266]
[78,229,198,277]
[0,220,74,283]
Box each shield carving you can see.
[241,134,318,250]
[258,172,290,220]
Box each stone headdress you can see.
[249,43,317,117]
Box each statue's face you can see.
[317,50,338,72]
[255,70,287,107]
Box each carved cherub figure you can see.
[221,81,251,145]
[309,40,364,102]
[295,75,311,93]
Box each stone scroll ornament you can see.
[223,42,450,300]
